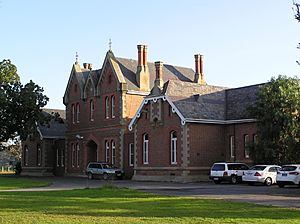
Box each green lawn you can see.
[0,177,51,190]
[0,186,299,224]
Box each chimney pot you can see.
[83,63,88,69]
[154,61,164,88]
[194,54,205,84]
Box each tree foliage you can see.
[0,60,49,142]
[250,75,300,164]
[0,59,20,84]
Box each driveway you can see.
[1,176,300,209]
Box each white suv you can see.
[276,164,300,188]
[209,162,249,184]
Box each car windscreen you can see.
[228,164,249,170]
[249,165,267,171]
[211,164,225,171]
[280,166,297,171]
[102,164,115,169]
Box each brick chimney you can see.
[194,54,206,84]
[154,61,164,88]
[136,44,150,91]
[83,63,92,70]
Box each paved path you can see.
[1,176,300,209]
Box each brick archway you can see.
[86,140,97,164]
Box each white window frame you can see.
[76,103,80,123]
[111,140,116,165]
[170,131,177,164]
[230,136,235,158]
[105,97,109,119]
[105,141,109,163]
[90,100,94,121]
[244,134,250,158]
[129,143,134,167]
[143,134,149,164]
[111,95,115,118]
[76,143,80,167]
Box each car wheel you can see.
[264,177,272,186]
[88,172,93,180]
[213,180,221,184]
[231,175,238,184]
[278,183,285,188]
[103,173,109,180]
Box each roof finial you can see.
[75,52,79,64]
[109,38,112,51]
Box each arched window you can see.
[105,97,109,119]
[111,140,116,165]
[76,103,80,123]
[170,131,177,164]
[111,95,115,118]
[76,143,80,167]
[72,104,75,124]
[56,148,59,167]
[37,145,42,166]
[129,143,134,167]
[24,146,29,166]
[90,99,94,121]
[71,144,75,167]
[244,134,250,158]
[61,148,64,167]
[143,134,149,164]
[105,140,110,162]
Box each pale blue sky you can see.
[0,0,299,109]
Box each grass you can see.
[0,177,51,190]
[0,186,299,224]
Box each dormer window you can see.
[76,103,80,123]
[105,97,109,119]
[111,95,115,118]
[90,100,94,121]
[72,104,75,124]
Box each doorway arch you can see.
[86,140,97,163]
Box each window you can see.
[170,131,177,164]
[111,140,116,165]
[230,136,234,158]
[244,134,250,158]
[111,95,115,118]
[105,97,109,119]
[24,146,29,166]
[129,143,134,166]
[71,144,76,167]
[72,104,75,124]
[90,100,94,121]
[253,134,258,144]
[105,141,109,163]
[76,143,80,167]
[56,148,59,167]
[37,145,42,166]
[143,134,149,164]
[61,149,64,167]
[76,103,80,123]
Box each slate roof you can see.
[38,109,66,139]
[116,57,195,91]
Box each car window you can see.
[89,164,96,168]
[95,164,102,169]
[250,166,266,171]
[228,164,248,170]
[280,166,297,171]
[268,167,277,172]
[211,164,225,171]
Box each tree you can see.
[0,59,20,84]
[249,75,300,164]
[0,60,49,143]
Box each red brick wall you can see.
[189,123,225,168]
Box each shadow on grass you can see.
[0,186,299,221]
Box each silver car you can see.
[86,162,124,180]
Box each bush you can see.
[14,161,22,175]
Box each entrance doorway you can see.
[86,140,97,164]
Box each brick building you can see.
[21,109,66,176]
[22,44,261,181]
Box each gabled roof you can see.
[116,57,195,91]
[37,109,66,139]
[128,81,260,130]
